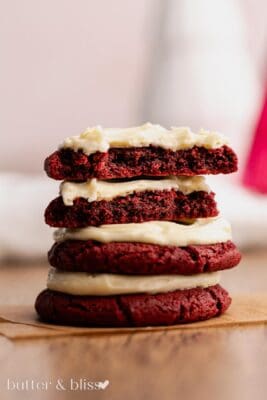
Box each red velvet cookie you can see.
[45,190,218,228]
[44,146,238,181]
[48,240,241,275]
[35,284,231,327]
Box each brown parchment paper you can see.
[0,294,267,340]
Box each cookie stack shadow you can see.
[35,123,241,327]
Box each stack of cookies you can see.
[35,123,241,327]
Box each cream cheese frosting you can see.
[60,176,210,206]
[47,269,221,296]
[54,217,232,247]
[61,122,228,155]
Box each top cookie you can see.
[44,123,238,180]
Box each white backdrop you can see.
[0,0,267,259]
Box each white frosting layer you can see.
[61,123,228,155]
[54,217,232,246]
[60,176,210,205]
[47,269,221,296]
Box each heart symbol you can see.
[98,380,109,390]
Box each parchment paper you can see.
[0,294,266,339]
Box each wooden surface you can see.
[0,250,267,400]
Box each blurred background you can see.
[0,0,267,261]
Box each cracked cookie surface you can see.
[35,284,231,327]
[48,240,241,275]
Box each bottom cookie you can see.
[35,284,231,327]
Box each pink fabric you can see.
[243,90,267,193]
